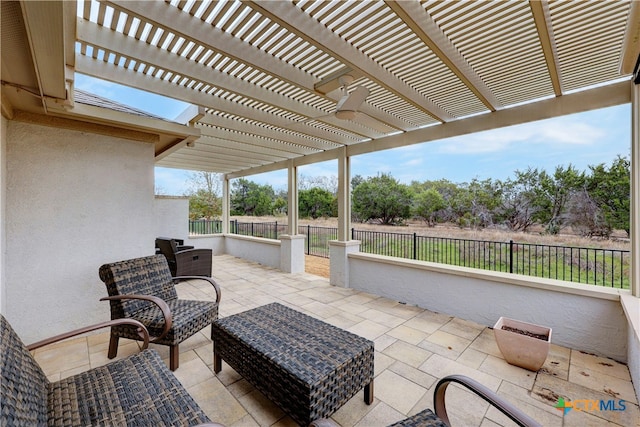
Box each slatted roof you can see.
[2,0,639,178]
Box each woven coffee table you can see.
[212,302,374,425]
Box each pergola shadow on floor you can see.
[33,255,638,427]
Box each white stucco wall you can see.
[621,294,640,400]
[0,115,7,316]
[154,196,190,241]
[225,234,281,269]
[5,120,155,343]
[349,253,628,362]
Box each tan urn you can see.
[493,316,552,372]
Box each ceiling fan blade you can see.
[336,85,369,112]
[352,112,397,134]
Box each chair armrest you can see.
[27,319,150,351]
[174,275,221,304]
[434,374,541,427]
[100,294,173,343]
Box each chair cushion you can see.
[47,349,210,426]
[111,299,218,345]
[0,315,49,426]
[99,255,178,318]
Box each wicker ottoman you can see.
[212,303,374,426]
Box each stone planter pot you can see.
[493,317,552,371]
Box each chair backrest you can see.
[155,238,178,263]
[98,254,178,318]
[0,315,49,425]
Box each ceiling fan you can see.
[286,75,393,134]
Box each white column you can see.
[631,80,640,297]
[330,147,359,287]
[336,146,350,241]
[222,175,230,234]
[287,160,298,235]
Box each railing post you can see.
[351,227,355,240]
[275,221,278,239]
[413,233,417,260]
[509,240,514,274]
[251,222,254,236]
[307,224,311,255]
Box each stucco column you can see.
[329,240,360,288]
[222,175,230,234]
[631,79,640,297]
[280,234,305,273]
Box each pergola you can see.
[3,0,640,285]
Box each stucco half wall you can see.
[4,120,156,343]
[348,252,628,363]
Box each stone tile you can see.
[388,361,437,390]
[331,391,378,426]
[88,341,141,368]
[534,372,640,426]
[359,308,406,328]
[229,414,259,427]
[568,364,638,404]
[439,317,486,340]
[373,334,398,352]
[34,339,88,375]
[486,380,563,426]
[348,319,390,341]
[238,389,286,427]
[323,311,364,329]
[418,330,470,359]
[479,355,537,389]
[354,401,407,427]
[188,377,248,426]
[570,350,631,381]
[387,325,429,345]
[539,343,571,381]
[419,382,490,426]
[456,347,488,370]
[299,300,342,319]
[173,352,216,389]
[419,354,502,391]
[468,328,503,359]
[383,340,431,368]
[376,370,429,413]
[375,351,396,377]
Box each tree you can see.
[230,178,275,216]
[586,156,630,236]
[299,187,336,218]
[453,178,501,229]
[351,173,412,225]
[412,188,445,226]
[186,171,222,220]
[534,165,585,234]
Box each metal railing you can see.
[189,220,629,288]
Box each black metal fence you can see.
[189,220,629,288]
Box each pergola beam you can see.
[530,0,563,96]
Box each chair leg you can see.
[108,335,119,359]
[169,344,179,371]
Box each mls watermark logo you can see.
[555,397,626,415]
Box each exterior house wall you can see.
[154,195,190,242]
[348,253,628,363]
[5,120,155,343]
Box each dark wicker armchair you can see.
[311,374,541,427]
[0,314,222,426]
[156,237,213,277]
[98,254,221,371]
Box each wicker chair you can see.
[0,314,222,426]
[98,254,221,371]
[155,237,213,277]
[311,374,540,427]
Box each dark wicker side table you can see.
[212,303,374,426]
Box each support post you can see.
[222,175,230,234]
[631,79,640,297]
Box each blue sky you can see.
[76,74,631,195]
